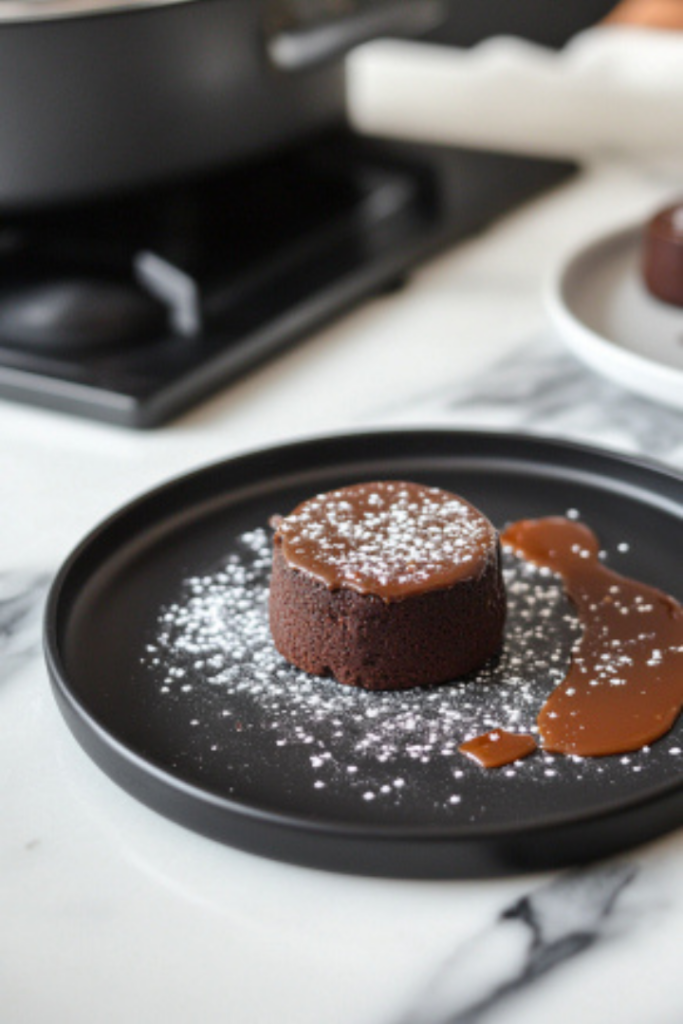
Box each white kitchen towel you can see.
[347,28,683,168]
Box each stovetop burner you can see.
[0,129,574,427]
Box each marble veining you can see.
[399,864,638,1024]
[387,336,683,469]
[0,570,52,680]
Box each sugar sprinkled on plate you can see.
[141,526,679,814]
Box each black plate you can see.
[45,431,683,877]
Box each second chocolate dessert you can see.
[269,481,506,691]
[642,201,683,307]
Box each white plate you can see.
[545,224,683,410]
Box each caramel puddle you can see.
[501,517,683,757]
[459,729,537,768]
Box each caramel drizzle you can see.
[276,481,495,601]
[459,729,537,768]
[501,517,683,757]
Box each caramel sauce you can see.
[459,729,538,768]
[501,517,683,757]
[275,481,496,601]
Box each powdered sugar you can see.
[277,481,494,595]
[141,525,680,822]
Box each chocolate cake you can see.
[269,481,506,690]
[642,202,683,307]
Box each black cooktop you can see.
[0,129,575,427]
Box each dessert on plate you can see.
[642,201,683,307]
[269,480,506,690]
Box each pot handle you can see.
[268,0,446,73]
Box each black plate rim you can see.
[44,429,683,856]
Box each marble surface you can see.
[2,149,683,1024]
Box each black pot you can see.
[0,0,443,208]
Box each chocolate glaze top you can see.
[646,202,683,243]
[274,481,497,601]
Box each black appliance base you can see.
[0,130,575,427]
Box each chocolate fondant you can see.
[269,481,506,690]
[642,202,683,307]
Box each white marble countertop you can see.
[2,95,683,1023]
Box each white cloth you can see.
[347,28,683,167]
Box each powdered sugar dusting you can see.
[277,481,494,596]
[141,526,682,822]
